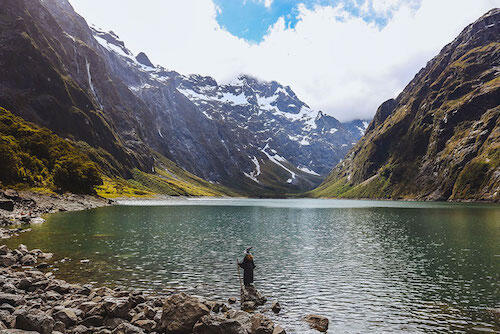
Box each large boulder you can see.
[304,314,329,332]
[159,292,210,333]
[15,310,55,334]
[0,293,23,306]
[103,297,133,319]
[53,308,78,327]
[193,310,276,334]
[193,314,247,334]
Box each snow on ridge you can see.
[94,35,134,61]
[257,94,279,111]
[297,166,320,176]
[244,156,262,184]
[178,88,248,106]
[261,144,296,180]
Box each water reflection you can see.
[3,200,499,333]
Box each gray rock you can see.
[20,255,36,266]
[103,297,133,319]
[105,317,128,328]
[133,319,156,332]
[303,314,329,332]
[159,292,210,333]
[80,315,104,327]
[0,293,23,306]
[271,301,281,314]
[272,325,286,334]
[193,314,247,334]
[15,310,55,334]
[241,285,267,310]
[53,308,78,327]
[0,245,9,255]
[0,254,16,267]
[111,322,145,334]
[72,324,92,334]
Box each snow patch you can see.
[244,156,261,184]
[297,166,320,176]
[260,145,296,180]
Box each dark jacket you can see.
[239,254,256,286]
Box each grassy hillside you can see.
[0,107,102,194]
[309,10,500,202]
[0,107,238,197]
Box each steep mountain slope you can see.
[86,27,366,195]
[312,9,499,201]
[0,0,366,196]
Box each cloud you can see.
[68,0,498,121]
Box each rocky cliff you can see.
[0,0,366,196]
[312,9,499,201]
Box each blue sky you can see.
[213,0,413,42]
[68,0,497,120]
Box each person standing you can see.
[238,247,256,286]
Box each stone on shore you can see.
[0,244,285,334]
[159,292,210,333]
[304,314,329,332]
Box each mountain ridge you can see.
[0,0,368,196]
[311,8,500,202]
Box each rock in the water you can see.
[241,285,267,310]
[159,292,210,333]
[228,297,237,304]
[272,325,286,334]
[271,301,281,314]
[304,314,329,332]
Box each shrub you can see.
[0,107,103,193]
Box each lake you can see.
[3,198,500,333]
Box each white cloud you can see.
[68,0,498,121]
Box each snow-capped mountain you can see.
[91,27,366,190]
[1,0,368,195]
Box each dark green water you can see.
[3,199,500,333]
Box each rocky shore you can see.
[0,244,286,334]
[0,189,112,239]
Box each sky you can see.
[68,0,498,121]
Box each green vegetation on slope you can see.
[0,107,102,194]
[309,14,500,202]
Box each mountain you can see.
[0,0,365,196]
[311,9,500,202]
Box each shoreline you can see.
[0,244,286,333]
[0,189,113,239]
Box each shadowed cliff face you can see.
[0,0,366,196]
[313,8,500,202]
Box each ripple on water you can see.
[3,200,499,333]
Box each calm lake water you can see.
[3,199,500,333]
